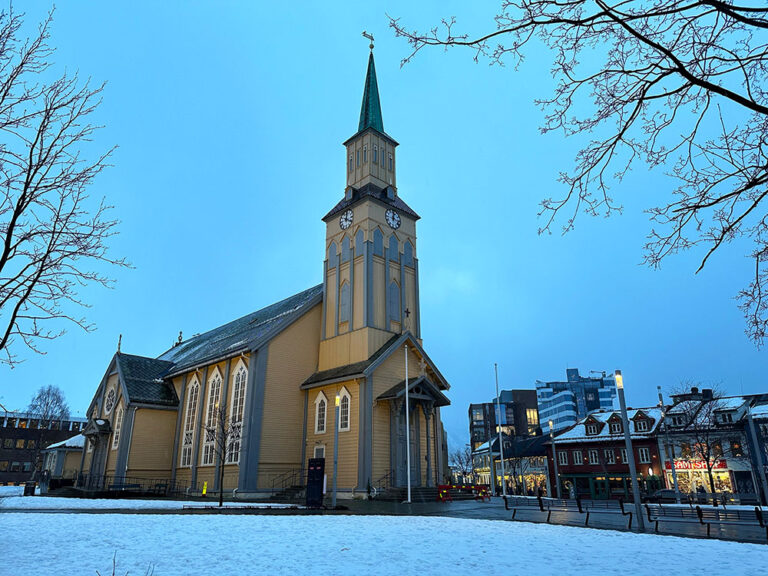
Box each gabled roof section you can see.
[115,353,176,407]
[43,434,85,451]
[359,51,384,134]
[159,284,323,374]
[302,331,450,392]
[376,375,450,407]
[323,183,420,222]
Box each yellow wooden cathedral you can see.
[77,48,451,499]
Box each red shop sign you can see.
[664,459,727,470]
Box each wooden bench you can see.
[646,504,768,541]
[504,496,635,528]
[581,498,634,529]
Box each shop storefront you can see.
[664,459,756,494]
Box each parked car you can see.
[642,489,691,504]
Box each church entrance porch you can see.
[380,376,449,489]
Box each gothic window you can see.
[356,150,360,167]
[111,407,124,450]
[373,228,383,256]
[349,155,353,171]
[355,230,364,257]
[403,241,413,267]
[105,389,115,414]
[339,281,351,324]
[373,145,378,164]
[226,362,248,464]
[202,371,222,466]
[388,280,400,322]
[341,236,351,262]
[363,145,367,163]
[181,379,200,467]
[315,392,327,434]
[388,235,399,262]
[339,388,351,431]
[388,153,393,171]
[328,241,338,268]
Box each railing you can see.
[270,467,305,495]
[370,470,394,498]
[76,474,193,497]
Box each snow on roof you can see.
[752,404,768,418]
[43,434,85,450]
[713,397,747,411]
[555,407,662,442]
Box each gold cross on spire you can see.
[362,31,374,51]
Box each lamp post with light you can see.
[332,393,340,509]
[549,419,561,498]
[615,370,645,531]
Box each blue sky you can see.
[1,1,764,450]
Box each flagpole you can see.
[495,363,507,498]
[405,343,411,503]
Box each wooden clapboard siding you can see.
[126,408,176,478]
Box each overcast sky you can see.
[1,1,764,450]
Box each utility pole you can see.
[657,386,681,504]
[494,363,507,498]
[549,419,561,499]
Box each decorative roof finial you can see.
[177,331,183,346]
[362,30,374,51]
[117,333,122,353]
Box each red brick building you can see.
[546,408,663,500]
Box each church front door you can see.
[395,401,420,487]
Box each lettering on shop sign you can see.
[665,459,727,471]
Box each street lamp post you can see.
[657,386,681,504]
[332,393,340,509]
[550,419,561,499]
[494,363,507,498]
[615,370,645,531]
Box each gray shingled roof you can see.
[301,334,400,388]
[377,376,450,407]
[323,183,419,222]
[158,284,323,374]
[116,353,177,406]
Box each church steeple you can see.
[358,52,384,134]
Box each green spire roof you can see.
[358,52,384,133]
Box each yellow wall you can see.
[256,303,322,489]
[127,408,176,479]
[305,380,360,490]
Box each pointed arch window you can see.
[388,280,401,322]
[315,392,327,434]
[373,145,378,164]
[227,362,248,464]
[112,407,124,450]
[202,371,222,466]
[363,145,367,163]
[180,379,200,467]
[339,281,351,324]
[339,388,351,432]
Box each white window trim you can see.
[201,368,223,467]
[226,360,248,464]
[609,422,622,434]
[603,449,615,464]
[180,378,200,468]
[104,388,116,415]
[573,450,583,465]
[588,449,599,465]
[314,444,326,459]
[635,419,649,432]
[338,387,351,432]
[111,406,124,450]
[621,448,628,463]
[639,447,651,464]
[558,451,568,466]
[315,391,328,434]
[586,423,598,435]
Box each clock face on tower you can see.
[339,209,353,230]
[385,209,401,230]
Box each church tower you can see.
[318,50,421,372]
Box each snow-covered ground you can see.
[1,514,766,575]
[0,491,294,510]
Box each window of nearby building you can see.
[680,442,691,458]
[609,422,622,434]
[621,448,627,462]
[112,407,124,450]
[604,449,615,464]
[586,423,598,435]
[339,388,351,431]
[202,371,223,466]
[10,461,20,472]
[388,153,393,171]
[472,408,484,422]
[526,408,539,428]
[315,392,327,434]
[2,438,12,449]
[573,450,583,465]
[27,440,36,450]
[638,447,651,464]
[672,416,685,427]
[227,362,248,464]
[314,445,325,459]
[15,439,24,449]
[356,150,360,167]
[588,449,599,465]
[17,419,27,429]
[731,438,744,457]
[635,419,649,432]
[349,155,353,171]
[21,461,32,473]
[719,412,734,424]
[363,145,367,163]
[558,451,568,466]
[0,461,7,471]
[180,379,200,467]
[373,145,378,164]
